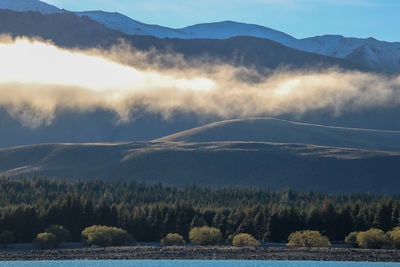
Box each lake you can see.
[0,261,399,267]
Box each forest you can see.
[0,176,398,244]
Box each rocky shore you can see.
[1,246,400,262]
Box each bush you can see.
[0,231,15,247]
[45,225,71,243]
[81,225,134,247]
[161,233,186,246]
[357,228,388,249]
[189,226,222,246]
[345,232,359,247]
[232,233,260,247]
[287,230,330,248]
[34,232,58,249]
[386,227,400,249]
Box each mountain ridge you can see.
[2,0,396,72]
[156,118,400,152]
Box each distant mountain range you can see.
[1,0,399,73]
[0,9,364,72]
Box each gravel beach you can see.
[1,246,400,262]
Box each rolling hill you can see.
[0,141,399,193]
[157,118,400,152]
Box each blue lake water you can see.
[0,261,399,267]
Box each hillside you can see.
[157,118,400,152]
[0,141,399,193]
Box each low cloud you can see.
[1,36,400,128]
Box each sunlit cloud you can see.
[1,36,400,129]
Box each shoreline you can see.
[1,246,400,262]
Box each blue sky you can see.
[46,0,399,42]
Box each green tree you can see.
[191,215,207,228]
[374,201,393,231]
[0,231,14,247]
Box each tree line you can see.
[0,176,399,244]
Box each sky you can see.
[44,0,399,42]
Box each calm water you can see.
[0,261,399,267]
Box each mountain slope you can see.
[1,141,399,193]
[0,0,61,13]
[157,118,400,152]
[73,11,186,38]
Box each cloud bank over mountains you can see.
[1,36,400,128]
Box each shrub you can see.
[45,225,71,244]
[81,225,134,247]
[0,231,15,247]
[345,232,360,247]
[357,228,388,249]
[386,227,400,249]
[232,233,260,247]
[189,226,222,246]
[34,232,58,249]
[287,230,330,248]
[161,233,186,246]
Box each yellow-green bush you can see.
[232,233,260,247]
[45,225,71,244]
[81,225,134,247]
[345,231,359,247]
[161,233,186,246]
[34,232,58,249]
[357,228,388,249]
[189,226,222,246]
[287,230,330,248]
[386,227,400,249]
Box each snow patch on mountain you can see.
[179,21,296,43]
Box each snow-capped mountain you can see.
[295,36,400,73]
[179,21,296,43]
[73,11,187,38]
[0,0,60,14]
[1,0,400,73]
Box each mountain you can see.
[294,36,400,74]
[1,0,399,73]
[1,141,399,193]
[0,9,364,72]
[0,0,61,14]
[157,118,400,152]
[73,11,187,38]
